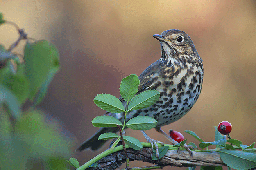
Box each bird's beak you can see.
[153,34,164,41]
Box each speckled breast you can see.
[131,59,204,127]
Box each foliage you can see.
[185,128,256,170]
[0,12,73,169]
[71,73,256,169]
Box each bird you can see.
[77,29,204,154]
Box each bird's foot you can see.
[176,143,193,156]
[141,130,164,157]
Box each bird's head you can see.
[153,29,202,64]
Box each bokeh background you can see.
[1,0,256,169]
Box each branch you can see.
[86,147,226,169]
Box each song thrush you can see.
[77,29,204,154]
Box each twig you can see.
[5,21,27,52]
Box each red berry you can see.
[218,121,232,135]
[169,130,184,143]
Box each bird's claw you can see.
[177,143,193,156]
[141,130,164,157]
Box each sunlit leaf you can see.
[98,132,119,140]
[92,116,122,127]
[123,136,142,150]
[126,116,157,130]
[120,74,140,102]
[94,94,125,113]
[127,90,160,112]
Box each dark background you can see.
[1,1,256,169]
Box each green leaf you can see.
[45,157,69,169]
[92,116,122,127]
[98,132,119,140]
[24,40,60,102]
[185,130,204,143]
[199,142,212,149]
[0,63,29,104]
[174,139,187,147]
[33,68,58,105]
[0,13,5,25]
[120,74,140,102]
[245,142,255,150]
[15,110,72,157]
[123,136,143,150]
[218,150,256,170]
[94,94,125,113]
[212,137,226,146]
[152,145,169,160]
[126,116,157,130]
[227,139,242,147]
[188,142,197,150]
[200,166,222,170]
[69,158,80,168]
[180,139,187,146]
[225,144,235,150]
[0,85,21,120]
[214,126,223,148]
[127,90,160,112]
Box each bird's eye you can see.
[177,36,183,42]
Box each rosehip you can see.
[169,130,184,143]
[218,121,232,135]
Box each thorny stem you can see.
[117,125,129,169]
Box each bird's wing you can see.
[137,59,168,93]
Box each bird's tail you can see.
[76,127,119,151]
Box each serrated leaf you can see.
[94,94,125,113]
[24,40,60,102]
[127,90,160,112]
[218,150,256,169]
[92,116,122,127]
[98,132,119,140]
[185,130,204,142]
[188,142,197,150]
[227,139,242,147]
[199,142,212,149]
[152,145,169,160]
[120,74,140,102]
[126,116,157,130]
[123,136,143,150]
[69,158,79,168]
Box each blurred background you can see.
[1,0,256,169]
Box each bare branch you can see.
[86,148,226,169]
